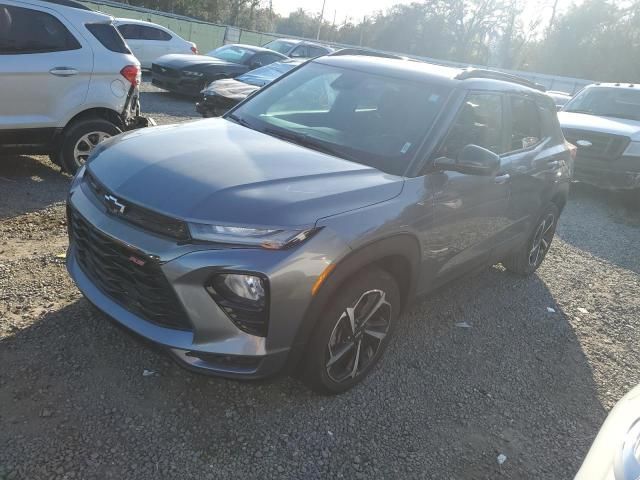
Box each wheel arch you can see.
[287,233,421,372]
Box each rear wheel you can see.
[59,118,121,174]
[503,203,560,275]
[301,266,400,394]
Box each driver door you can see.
[423,92,513,285]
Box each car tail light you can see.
[120,65,140,86]
[566,141,577,161]
[191,45,198,54]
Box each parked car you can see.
[574,384,640,479]
[151,44,287,96]
[66,57,572,394]
[559,83,640,190]
[196,59,303,117]
[547,90,572,110]
[263,38,333,58]
[114,18,197,69]
[0,0,151,174]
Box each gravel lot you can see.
[1,80,639,480]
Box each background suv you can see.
[0,0,149,174]
[262,38,334,58]
[66,56,573,394]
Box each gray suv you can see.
[66,56,573,393]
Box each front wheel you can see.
[502,203,560,275]
[301,266,400,394]
[59,119,121,174]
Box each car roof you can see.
[220,43,284,54]
[314,55,549,96]
[114,18,171,29]
[18,0,113,21]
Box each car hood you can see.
[203,78,260,100]
[154,54,238,69]
[558,111,640,140]
[87,119,403,227]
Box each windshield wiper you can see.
[565,109,595,115]
[599,113,639,121]
[262,127,350,160]
[226,113,253,128]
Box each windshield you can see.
[207,45,254,64]
[263,39,295,54]
[563,87,640,121]
[228,61,450,175]
[236,61,298,86]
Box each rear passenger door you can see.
[498,94,563,252]
[0,2,92,132]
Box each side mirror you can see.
[433,144,500,176]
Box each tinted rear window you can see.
[86,23,131,54]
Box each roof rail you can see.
[37,0,93,10]
[328,48,406,60]
[456,68,546,91]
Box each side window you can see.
[290,45,309,58]
[438,93,505,159]
[510,96,542,151]
[308,46,328,58]
[140,25,172,41]
[251,53,281,67]
[0,4,81,54]
[117,24,141,40]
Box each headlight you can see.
[623,141,640,157]
[206,273,269,336]
[183,70,204,77]
[212,274,265,308]
[188,223,319,249]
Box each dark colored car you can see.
[547,90,572,110]
[67,57,573,394]
[151,44,287,96]
[196,59,303,117]
[263,38,333,58]
[559,83,640,190]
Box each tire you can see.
[301,266,401,395]
[59,118,121,174]
[502,202,560,275]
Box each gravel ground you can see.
[1,80,639,479]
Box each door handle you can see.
[494,173,511,184]
[49,67,79,77]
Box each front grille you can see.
[84,170,190,242]
[562,128,630,162]
[68,206,191,331]
[151,63,180,78]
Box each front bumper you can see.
[151,71,204,96]
[196,94,240,118]
[65,172,349,379]
[574,156,640,190]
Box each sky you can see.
[271,0,577,26]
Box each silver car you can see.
[66,57,573,393]
[0,0,149,174]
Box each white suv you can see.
[0,0,151,174]
[114,18,197,69]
